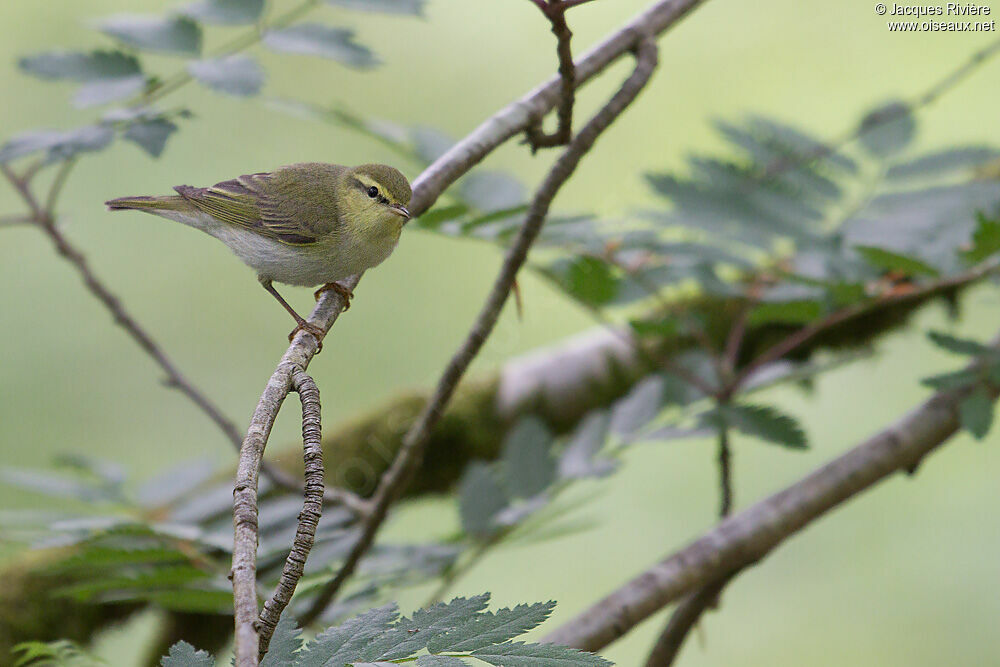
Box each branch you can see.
[544,332,1000,651]
[299,36,660,629]
[643,575,732,667]
[256,370,323,659]
[231,276,355,667]
[525,1,578,151]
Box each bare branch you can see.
[644,575,732,667]
[256,369,324,659]
[231,275,355,667]
[299,36,661,629]
[544,333,1000,651]
[525,1,578,151]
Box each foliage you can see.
[159,595,609,666]
[11,639,106,666]
[923,329,1000,440]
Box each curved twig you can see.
[257,369,324,659]
[299,35,660,629]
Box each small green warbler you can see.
[107,162,412,344]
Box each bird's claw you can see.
[315,282,354,311]
[288,321,326,352]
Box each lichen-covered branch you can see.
[543,333,1000,651]
[256,370,324,659]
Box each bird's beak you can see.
[391,204,412,221]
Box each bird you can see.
[106,162,412,348]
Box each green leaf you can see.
[887,146,1000,180]
[501,418,556,499]
[124,118,178,158]
[459,171,526,213]
[854,245,940,277]
[188,55,264,96]
[416,656,468,666]
[471,641,612,667]
[962,213,1000,263]
[138,588,234,613]
[13,640,106,666]
[260,615,304,667]
[52,565,210,601]
[458,462,508,538]
[702,403,808,449]
[351,595,492,661]
[558,412,615,479]
[858,100,915,158]
[182,0,265,24]
[959,386,995,440]
[927,331,992,356]
[628,317,679,339]
[326,0,427,15]
[415,204,469,230]
[298,604,399,667]
[0,125,114,164]
[0,467,120,502]
[19,50,141,81]
[609,375,665,438]
[98,15,202,55]
[73,78,147,107]
[263,24,378,68]
[160,641,214,667]
[559,256,619,306]
[427,601,556,653]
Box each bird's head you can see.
[342,163,412,231]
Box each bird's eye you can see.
[367,186,379,199]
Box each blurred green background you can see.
[1,0,998,664]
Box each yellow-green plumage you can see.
[106,162,412,287]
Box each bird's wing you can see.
[174,172,317,245]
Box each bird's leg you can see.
[314,281,354,311]
[259,277,326,351]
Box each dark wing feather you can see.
[173,172,317,245]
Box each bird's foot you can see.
[288,321,326,353]
[314,281,354,311]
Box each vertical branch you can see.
[526,0,581,151]
[257,370,324,659]
[299,36,660,628]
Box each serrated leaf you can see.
[471,641,612,667]
[458,462,508,538]
[858,100,915,158]
[183,0,265,24]
[263,24,377,68]
[559,412,615,479]
[98,15,202,55]
[887,146,1000,180]
[609,375,664,438]
[124,118,178,158]
[298,604,400,667]
[188,55,264,96]
[53,565,210,601]
[427,601,556,653]
[0,125,114,163]
[0,467,119,502]
[327,0,427,15]
[417,656,468,666]
[962,213,1000,263]
[501,418,556,499]
[260,615,304,667]
[854,245,940,277]
[138,588,233,613]
[927,331,992,356]
[350,595,492,661]
[19,50,141,82]
[160,641,214,667]
[702,403,808,449]
[959,386,995,440]
[458,171,525,213]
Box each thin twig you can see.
[644,575,732,667]
[256,369,324,659]
[526,1,579,151]
[544,332,1000,651]
[299,36,660,629]
[716,427,732,517]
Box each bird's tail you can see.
[105,195,188,212]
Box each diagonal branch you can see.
[298,35,660,629]
[256,369,324,659]
[543,333,1000,652]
